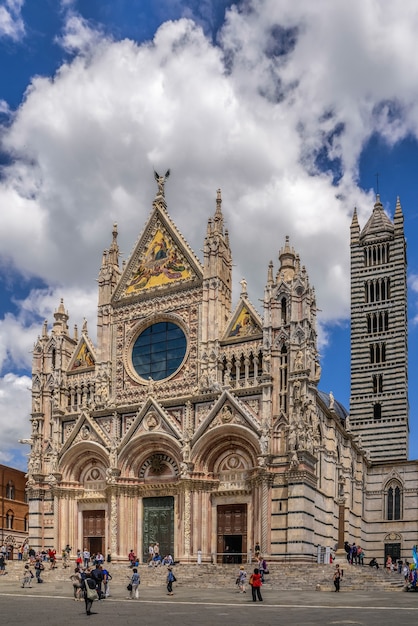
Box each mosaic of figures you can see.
[124,228,191,295]
[228,305,261,339]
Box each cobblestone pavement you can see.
[1,576,418,625]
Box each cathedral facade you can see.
[25,178,418,564]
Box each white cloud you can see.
[0,0,25,41]
[0,372,31,469]
[56,12,108,55]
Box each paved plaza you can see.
[0,576,417,626]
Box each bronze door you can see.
[83,510,105,555]
[142,497,174,562]
[217,503,247,563]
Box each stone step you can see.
[0,560,405,592]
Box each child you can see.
[21,564,34,588]
[237,565,247,593]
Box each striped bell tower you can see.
[349,195,409,461]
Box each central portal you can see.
[217,503,247,563]
[142,496,174,562]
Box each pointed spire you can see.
[74,324,78,342]
[42,320,49,341]
[52,298,69,335]
[278,236,296,281]
[394,195,404,232]
[351,207,360,244]
[213,188,224,233]
[108,223,119,266]
[267,260,274,287]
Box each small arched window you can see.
[6,510,14,529]
[6,481,14,499]
[281,297,287,324]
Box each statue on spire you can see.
[154,169,170,197]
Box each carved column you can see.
[110,491,118,558]
[261,478,269,554]
[183,485,191,560]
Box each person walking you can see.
[82,570,98,616]
[102,565,112,597]
[333,564,342,591]
[237,565,247,593]
[249,567,263,602]
[34,557,44,583]
[166,565,176,595]
[70,567,82,600]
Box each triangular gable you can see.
[192,390,261,444]
[60,410,111,456]
[222,298,262,343]
[113,204,203,302]
[68,335,96,372]
[120,397,182,447]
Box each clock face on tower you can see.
[131,321,187,381]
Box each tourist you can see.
[258,555,268,582]
[0,552,7,575]
[333,564,342,591]
[34,557,44,583]
[76,549,83,569]
[249,568,263,602]
[48,547,57,569]
[70,567,82,600]
[162,554,173,565]
[148,543,154,563]
[166,565,176,595]
[102,565,112,597]
[237,565,247,593]
[91,563,104,598]
[254,541,261,559]
[82,570,98,616]
[128,567,140,599]
[128,549,137,568]
[83,548,90,569]
[21,564,34,588]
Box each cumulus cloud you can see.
[1,0,418,460]
[0,0,25,41]
[0,372,31,469]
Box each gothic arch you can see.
[118,432,181,478]
[192,425,259,474]
[60,440,109,482]
[272,415,287,455]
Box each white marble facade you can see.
[26,182,417,564]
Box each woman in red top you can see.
[250,567,263,602]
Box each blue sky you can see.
[1,0,418,469]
